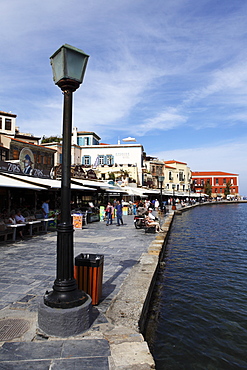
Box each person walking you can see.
[115,200,124,226]
[105,202,114,226]
[154,199,160,210]
[42,199,50,219]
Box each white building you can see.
[43,128,145,186]
[0,111,17,137]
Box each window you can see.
[77,137,83,146]
[84,137,90,146]
[231,178,234,184]
[166,184,169,189]
[5,119,11,130]
[223,178,226,184]
[0,117,2,129]
[13,149,19,159]
[106,155,114,165]
[0,148,7,160]
[215,188,218,193]
[82,155,91,165]
[220,188,222,193]
[179,172,184,181]
[99,155,104,165]
[215,178,218,184]
[169,171,173,180]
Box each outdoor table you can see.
[25,220,42,236]
[7,224,26,241]
[40,218,55,232]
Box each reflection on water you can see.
[146,204,247,370]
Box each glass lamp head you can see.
[50,44,89,89]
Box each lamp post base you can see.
[38,294,92,337]
[44,286,88,309]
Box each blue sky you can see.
[1,0,247,194]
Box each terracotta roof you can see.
[7,137,56,151]
[191,171,238,176]
[165,160,187,165]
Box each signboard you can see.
[100,206,105,221]
[87,169,97,179]
[55,165,97,180]
[72,214,83,229]
[0,160,50,178]
[19,148,34,175]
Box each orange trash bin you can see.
[74,253,104,305]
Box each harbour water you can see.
[146,203,247,369]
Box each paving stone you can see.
[0,360,51,369]
[51,357,109,369]
[0,212,168,368]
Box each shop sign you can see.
[87,169,97,179]
[71,165,86,179]
[0,161,22,174]
[55,165,97,179]
[0,160,50,178]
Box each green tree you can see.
[224,181,232,197]
[122,170,129,178]
[204,181,212,197]
[108,172,115,181]
[41,135,61,144]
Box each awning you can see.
[71,178,127,193]
[0,173,96,191]
[0,173,44,190]
[121,186,148,197]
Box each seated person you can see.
[148,208,158,221]
[15,210,26,239]
[15,210,26,223]
[145,213,162,233]
[8,211,17,225]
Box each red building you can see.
[191,171,239,198]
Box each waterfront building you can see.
[43,128,145,186]
[143,156,164,188]
[164,160,192,193]
[0,111,55,177]
[191,171,239,198]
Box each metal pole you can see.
[160,180,163,211]
[44,87,87,309]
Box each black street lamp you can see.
[172,184,176,210]
[44,44,89,309]
[158,176,164,211]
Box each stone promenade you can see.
[0,210,174,369]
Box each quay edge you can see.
[105,200,247,369]
[105,211,175,369]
